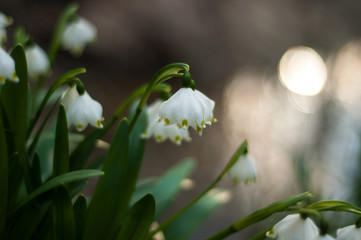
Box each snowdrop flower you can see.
[336,224,361,240]
[61,85,79,110]
[0,47,18,84]
[0,12,13,28]
[61,17,97,56]
[312,234,335,240]
[142,100,191,145]
[158,88,216,135]
[266,214,318,240]
[25,44,50,79]
[65,90,103,131]
[228,154,256,184]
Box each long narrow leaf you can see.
[115,194,155,240]
[73,195,87,240]
[0,102,8,236]
[53,105,69,176]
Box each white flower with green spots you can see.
[143,100,191,145]
[0,47,18,84]
[25,44,50,79]
[266,214,318,240]
[158,88,216,135]
[61,17,97,56]
[228,154,256,184]
[64,90,103,131]
[312,234,335,240]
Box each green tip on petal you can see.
[164,118,170,125]
[182,119,188,128]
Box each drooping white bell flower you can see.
[158,88,216,135]
[312,234,335,240]
[336,224,361,240]
[66,91,103,131]
[61,85,79,110]
[61,17,97,56]
[266,214,318,240]
[25,44,50,79]
[228,154,256,184]
[0,47,18,84]
[0,12,13,28]
[142,100,191,145]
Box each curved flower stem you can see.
[206,192,312,240]
[128,63,189,131]
[27,68,86,138]
[148,141,248,239]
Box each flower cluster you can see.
[61,86,104,131]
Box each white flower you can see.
[266,214,318,240]
[228,154,256,184]
[61,17,97,56]
[25,44,50,79]
[312,234,335,240]
[0,12,13,28]
[66,91,103,131]
[336,224,361,240]
[142,100,191,145]
[0,47,18,84]
[61,85,79,110]
[158,88,216,135]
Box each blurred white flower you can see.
[158,88,216,135]
[312,234,335,240]
[25,44,50,79]
[142,100,191,145]
[66,91,103,131]
[61,85,79,110]
[61,17,97,56]
[0,47,18,84]
[336,224,361,240]
[266,214,318,240]
[228,154,256,184]
[0,12,13,28]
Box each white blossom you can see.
[336,224,361,240]
[66,91,103,131]
[312,234,335,240]
[25,44,50,79]
[61,17,97,56]
[228,154,256,184]
[142,100,191,145]
[158,88,216,135]
[0,12,12,28]
[0,47,18,84]
[266,214,318,240]
[61,85,79,110]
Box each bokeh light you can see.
[278,46,327,96]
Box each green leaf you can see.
[163,189,232,240]
[12,169,103,215]
[30,153,42,189]
[83,119,130,240]
[115,194,155,240]
[206,192,312,240]
[73,195,87,240]
[0,102,8,236]
[52,185,76,240]
[48,2,79,64]
[7,202,51,240]
[53,105,69,176]
[154,63,189,83]
[150,158,196,218]
[14,27,30,46]
[307,200,361,214]
[130,177,156,206]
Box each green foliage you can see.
[53,105,69,177]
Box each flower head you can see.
[158,88,216,135]
[0,12,13,28]
[312,234,335,240]
[228,154,256,184]
[61,17,97,56]
[0,47,18,84]
[142,100,191,145]
[266,214,318,240]
[336,224,361,240]
[64,90,103,131]
[25,44,50,79]
[61,85,79,110]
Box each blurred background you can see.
[2,0,361,239]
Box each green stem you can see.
[128,63,189,131]
[206,192,312,240]
[27,68,86,138]
[148,140,248,238]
